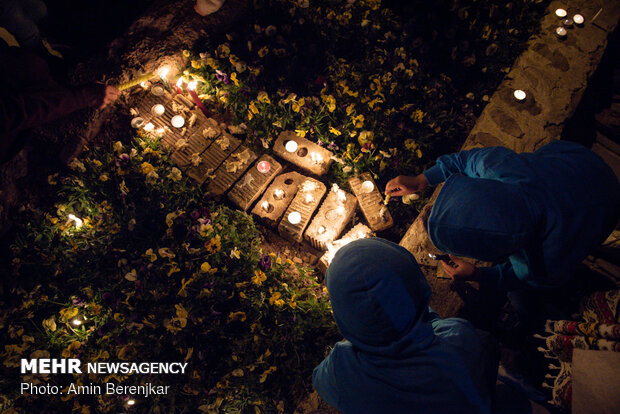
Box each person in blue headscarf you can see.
[387,141,619,289]
[313,238,497,414]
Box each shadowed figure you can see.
[313,238,497,414]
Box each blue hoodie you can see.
[313,238,495,414]
[424,141,619,291]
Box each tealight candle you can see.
[555,27,568,38]
[288,211,302,225]
[274,189,285,200]
[310,152,324,164]
[304,193,315,204]
[127,399,136,406]
[285,140,298,153]
[67,214,83,229]
[513,89,527,102]
[573,14,584,25]
[336,205,346,216]
[361,180,374,194]
[257,160,271,173]
[318,225,326,234]
[261,201,271,211]
[555,8,567,18]
[144,122,155,132]
[562,18,573,27]
[131,117,145,129]
[171,115,185,128]
[151,104,165,116]
[151,85,165,96]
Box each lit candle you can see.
[361,180,374,193]
[336,205,346,216]
[274,188,285,200]
[151,104,165,116]
[513,89,527,102]
[143,122,155,132]
[304,193,315,204]
[158,66,171,91]
[151,85,165,96]
[155,127,165,137]
[171,115,185,128]
[261,201,271,211]
[285,140,298,153]
[562,18,573,27]
[175,78,184,94]
[288,212,302,225]
[573,14,584,25]
[318,225,326,234]
[67,214,83,229]
[257,160,271,173]
[555,27,567,38]
[555,8,567,18]
[310,152,324,164]
[187,80,210,116]
[131,117,145,129]
[127,399,136,406]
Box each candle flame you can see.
[176,78,183,87]
[187,80,198,91]
[158,66,170,78]
[67,214,83,229]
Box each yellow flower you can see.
[352,114,365,129]
[295,129,307,138]
[183,50,191,57]
[191,59,201,69]
[230,72,239,86]
[329,126,342,136]
[252,270,267,286]
[113,141,123,153]
[206,57,218,70]
[62,341,81,358]
[289,294,297,309]
[323,94,336,112]
[257,91,270,104]
[412,109,425,123]
[282,93,297,104]
[230,247,241,259]
[144,248,157,262]
[259,366,277,383]
[141,162,155,175]
[291,98,305,113]
[249,102,259,114]
[204,235,221,254]
[42,316,57,332]
[358,130,374,145]
[257,46,269,57]
[269,292,284,307]
[228,311,247,322]
[99,174,109,182]
[404,139,417,151]
[167,167,182,182]
[416,148,423,158]
[59,307,78,321]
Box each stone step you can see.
[186,133,241,184]
[207,146,258,196]
[317,223,375,274]
[252,171,306,227]
[170,127,218,169]
[228,155,283,211]
[348,173,393,232]
[304,185,358,250]
[278,177,327,243]
[273,131,333,176]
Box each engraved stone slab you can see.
[170,132,214,169]
[273,131,334,176]
[348,173,393,232]
[317,223,375,274]
[251,171,306,227]
[304,185,358,250]
[207,146,258,196]
[186,133,241,185]
[228,155,283,211]
[278,177,327,243]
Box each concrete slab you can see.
[228,155,283,211]
[273,131,333,176]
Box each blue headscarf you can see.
[313,238,494,414]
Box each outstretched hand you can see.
[100,85,120,109]
[440,255,479,281]
[385,174,429,196]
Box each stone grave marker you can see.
[317,223,375,273]
[304,184,358,250]
[186,133,241,184]
[278,178,327,242]
[252,171,306,227]
[228,155,283,211]
[207,146,258,196]
[348,173,393,232]
[273,131,333,176]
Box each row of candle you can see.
[554,8,585,39]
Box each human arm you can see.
[0,84,118,135]
[441,256,530,291]
[385,173,429,196]
[312,349,341,409]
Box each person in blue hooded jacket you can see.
[386,141,619,319]
[313,238,497,414]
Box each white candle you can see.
[151,104,165,116]
[274,188,285,199]
[310,152,324,164]
[288,211,302,225]
[131,117,145,129]
[573,14,584,25]
[257,161,271,173]
[171,115,185,128]
[151,85,165,96]
[318,225,326,234]
[336,205,346,216]
[555,27,567,38]
[304,193,315,204]
[143,122,155,132]
[285,140,298,153]
[127,399,136,406]
[555,8,567,18]
[513,89,527,102]
[361,180,374,194]
[261,201,271,211]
